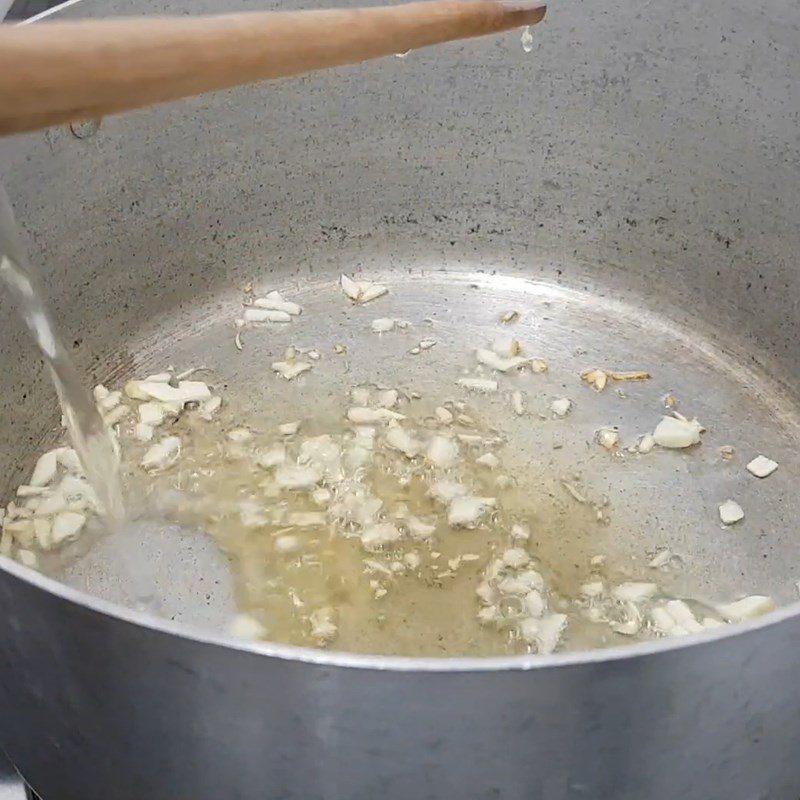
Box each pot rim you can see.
[0,557,793,672]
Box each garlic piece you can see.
[476,348,529,373]
[410,339,436,355]
[376,389,399,408]
[502,547,530,568]
[134,422,155,442]
[652,416,703,448]
[519,613,567,655]
[426,436,459,468]
[435,406,454,424]
[279,421,301,436]
[243,308,291,323]
[310,607,338,643]
[428,481,468,504]
[457,378,498,393]
[271,360,312,380]
[229,614,266,639]
[716,595,775,622]
[227,428,253,444]
[141,436,181,471]
[97,390,122,412]
[637,433,656,454]
[447,496,495,528]
[274,534,304,554]
[127,380,211,406]
[350,387,371,406]
[311,487,332,507]
[361,522,402,550]
[648,549,673,569]
[611,582,658,603]
[340,273,360,300]
[146,371,174,383]
[596,428,619,450]
[511,391,525,416]
[403,552,421,570]
[256,446,286,469]
[57,448,82,474]
[275,465,322,490]
[581,369,608,392]
[500,310,519,324]
[138,401,169,426]
[32,517,52,549]
[29,450,58,487]
[407,516,436,539]
[347,407,404,424]
[16,485,46,499]
[198,395,222,420]
[580,581,604,598]
[340,274,388,304]
[491,335,521,358]
[510,523,530,541]
[475,452,500,469]
[719,499,744,525]
[16,549,38,569]
[93,384,110,402]
[550,397,572,417]
[663,600,704,634]
[253,290,302,316]
[371,318,398,333]
[385,427,422,458]
[103,405,129,426]
[529,359,548,374]
[746,455,778,478]
[51,511,86,545]
[523,589,545,618]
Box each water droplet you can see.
[521,26,534,53]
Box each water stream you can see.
[0,185,125,531]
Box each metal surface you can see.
[0,0,799,797]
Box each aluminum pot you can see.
[1,0,800,797]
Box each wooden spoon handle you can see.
[0,0,545,136]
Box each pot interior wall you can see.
[0,0,799,623]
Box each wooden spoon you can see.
[0,0,545,136]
